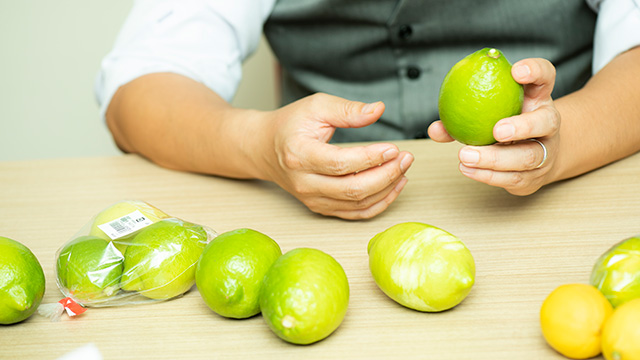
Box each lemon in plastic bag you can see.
[88,200,170,254]
[591,235,640,308]
[121,218,210,300]
[56,235,124,305]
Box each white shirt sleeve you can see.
[590,0,640,73]
[94,0,276,119]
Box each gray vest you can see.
[264,0,596,142]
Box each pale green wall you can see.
[0,1,278,161]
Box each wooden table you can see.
[1,140,638,359]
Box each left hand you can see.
[428,58,560,195]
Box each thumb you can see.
[309,93,385,129]
[512,58,556,110]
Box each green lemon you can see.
[368,222,475,312]
[89,200,170,254]
[438,47,524,145]
[259,248,349,345]
[121,219,210,300]
[56,235,124,305]
[196,228,282,319]
[590,235,640,308]
[0,236,46,325]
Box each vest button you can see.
[398,24,413,40]
[407,66,421,79]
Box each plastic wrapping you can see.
[53,200,216,308]
[590,235,640,308]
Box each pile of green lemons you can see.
[194,222,475,344]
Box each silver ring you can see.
[529,139,548,169]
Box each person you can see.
[96,0,640,220]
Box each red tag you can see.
[58,297,87,316]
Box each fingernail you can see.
[382,148,398,162]
[394,176,408,192]
[400,154,414,173]
[494,122,515,141]
[361,102,380,114]
[513,64,530,79]
[459,148,479,165]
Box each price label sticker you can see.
[97,210,153,239]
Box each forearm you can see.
[106,72,271,180]
[552,46,640,182]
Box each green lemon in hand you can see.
[438,47,524,145]
[196,228,282,319]
[56,236,124,305]
[0,236,46,325]
[590,235,640,308]
[121,219,210,300]
[259,248,349,345]
[368,222,475,312]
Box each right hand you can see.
[256,93,414,220]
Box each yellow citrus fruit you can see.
[121,219,210,300]
[89,200,170,254]
[601,297,640,360]
[0,236,46,325]
[259,248,349,345]
[540,283,613,359]
[56,235,124,305]
[438,47,524,145]
[368,222,475,312]
[195,228,282,319]
[591,235,640,308]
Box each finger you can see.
[511,58,556,108]
[458,164,543,196]
[427,121,455,142]
[493,105,560,142]
[301,142,402,175]
[306,176,408,213]
[321,177,409,220]
[309,152,413,201]
[458,141,548,171]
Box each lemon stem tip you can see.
[487,48,501,59]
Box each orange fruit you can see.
[540,283,612,359]
[601,297,640,360]
[0,236,46,325]
[438,48,524,145]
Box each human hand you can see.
[258,93,414,219]
[428,58,559,195]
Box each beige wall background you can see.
[0,1,278,161]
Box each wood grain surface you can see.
[1,140,638,359]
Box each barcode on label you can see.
[97,210,154,239]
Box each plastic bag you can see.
[590,235,640,308]
[46,200,216,317]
